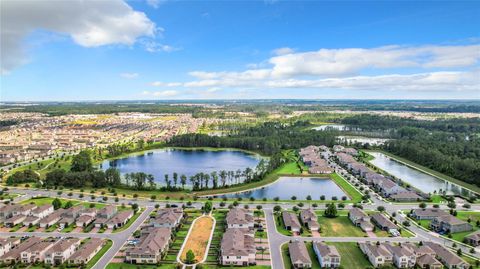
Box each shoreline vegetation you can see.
[365,150,480,195]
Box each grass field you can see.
[329,173,363,203]
[317,213,367,237]
[181,215,214,263]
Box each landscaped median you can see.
[178,214,216,265]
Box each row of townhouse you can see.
[125,208,184,264]
[0,204,54,228]
[220,208,256,266]
[360,241,469,269]
[334,152,423,202]
[0,237,105,266]
[410,209,473,234]
[349,208,400,236]
[282,208,320,233]
[298,146,333,174]
[288,240,341,268]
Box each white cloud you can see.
[120,72,139,79]
[143,90,180,97]
[142,40,179,53]
[272,47,295,56]
[1,0,156,74]
[146,0,165,9]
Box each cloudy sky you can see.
[1,0,479,101]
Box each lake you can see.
[101,148,262,185]
[369,152,475,196]
[222,176,347,200]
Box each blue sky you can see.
[1,0,479,101]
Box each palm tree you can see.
[147,174,155,190]
[164,174,170,189]
[124,173,130,187]
[204,174,210,189]
[220,170,227,187]
[173,172,178,188]
[180,174,187,189]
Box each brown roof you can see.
[424,242,468,266]
[69,238,104,261]
[282,211,301,229]
[45,238,80,254]
[0,237,42,260]
[314,242,340,258]
[412,208,449,218]
[153,208,183,226]
[371,213,397,230]
[127,227,171,256]
[226,208,253,226]
[31,204,53,214]
[289,241,311,265]
[221,228,256,256]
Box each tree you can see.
[324,203,337,218]
[63,201,74,209]
[52,198,62,210]
[273,205,282,213]
[419,202,427,209]
[70,151,93,172]
[185,249,196,264]
[105,168,121,186]
[204,201,213,213]
[377,206,385,212]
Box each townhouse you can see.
[20,240,55,263]
[313,242,341,268]
[371,213,398,233]
[106,210,134,229]
[430,215,472,234]
[39,210,63,228]
[289,241,312,268]
[220,228,256,266]
[384,244,416,268]
[151,208,184,229]
[282,211,302,233]
[31,204,54,219]
[359,242,393,267]
[125,227,172,264]
[348,208,374,232]
[465,230,480,246]
[68,238,105,265]
[0,237,42,264]
[5,214,26,228]
[424,242,469,269]
[411,208,449,220]
[226,208,254,229]
[76,215,95,227]
[0,238,16,257]
[299,208,319,232]
[44,238,81,266]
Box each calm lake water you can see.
[313,124,347,131]
[369,152,474,196]
[223,177,347,200]
[101,148,261,185]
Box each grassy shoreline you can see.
[366,150,480,195]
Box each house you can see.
[63,205,83,219]
[76,215,95,227]
[151,208,184,229]
[349,163,371,177]
[390,191,423,202]
[97,205,117,219]
[282,211,302,233]
[106,210,133,229]
[384,244,416,268]
[313,242,340,268]
[93,217,108,228]
[39,211,62,228]
[125,227,171,264]
[31,204,54,219]
[424,242,469,269]
[20,241,55,263]
[220,228,256,266]
[416,254,443,269]
[430,215,472,234]
[411,208,449,220]
[57,217,75,229]
[226,208,254,229]
[0,238,15,257]
[348,208,374,232]
[5,214,26,227]
[12,204,37,216]
[371,213,398,232]
[465,230,480,246]
[0,205,17,219]
[289,241,312,268]
[80,208,97,218]
[359,242,393,267]
[0,237,42,264]
[24,216,40,226]
[44,238,81,265]
[344,148,358,156]
[68,238,104,265]
[299,209,319,231]
[376,178,405,197]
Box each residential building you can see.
[299,208,319,231]
[430,215,472,234]
[313,242,340,268]
[106,210,134,229]
[282,211,301,233]
[68,238,104,265]
[0,237,42,264]
[76,215,95,227]
[411,209,449,220]
[220,228,256,266]
[20,241,55,263]
[348,208,374,232]
[465,230,480,246]
[390,191,423,202]
[97,205,117,219]
[359,242,393,268]
[125,227,171,264]
[424,242,469,269]
[31,204,54,219]
[384,244,416,268]
[0,238,14,257]
[151,208,184,229]
[44,238,81,266]
[371,213,398,232]
[288,241,312,268]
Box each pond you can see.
[222,176,347,200]
[101,148,262,185]
[368,152,475,196]
[337,136,390,146]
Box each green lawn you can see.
[327,242,372,269]
[329,173,363,203]
[317,215,367,237]
[61,224,76,233]
[113,210,143,233]
[276,161,303,175]
[45,224,59,232]
[87,240,113,269]
[281,243,292,269]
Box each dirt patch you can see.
[181,215,214,262]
